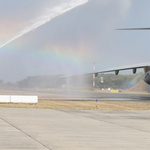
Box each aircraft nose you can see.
[145,72,150,79]
[144,72,150,85]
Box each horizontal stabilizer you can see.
[117,28,150,30]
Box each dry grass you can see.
[0,99,150,110]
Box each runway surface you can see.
[1,88,150,100]
[39,91,150,101]
[0,108,150,150]
[20,89,150,100]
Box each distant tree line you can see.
[0,72,144,90]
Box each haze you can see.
[0,0,149,82]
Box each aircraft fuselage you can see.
[144,71,150,85]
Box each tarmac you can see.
[2,87,150,100]
[0,108,150,150]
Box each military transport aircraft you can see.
[64,28,150,85]
[90,63,150,85]
[90,28,150,85]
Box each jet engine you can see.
[95,73,98,77]
[115,70,119,75]
[144,66,150,74]
[132,68,136,74]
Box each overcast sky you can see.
[0,0,150,82]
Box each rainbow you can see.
[0,39,92,75]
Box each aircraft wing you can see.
[87,63,150,77]
[60,63,150,78]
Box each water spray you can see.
[0,0,88,49]
[93,62,95,89]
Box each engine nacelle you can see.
[132,68,137,74]
[115,70,119,75]
[144,66,150,74]
[144,71,150,85]
[95,73,98,77]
